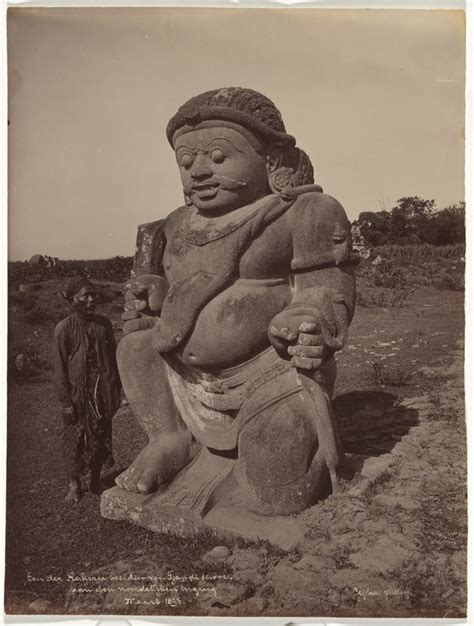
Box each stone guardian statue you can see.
[105,87,357,524]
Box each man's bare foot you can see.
[115,433,194,494]
[65,479,82,503]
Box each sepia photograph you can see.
[5,6,466,619]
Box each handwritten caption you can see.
[353,586,411,601]
[26,570,235,606]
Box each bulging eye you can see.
[210,148,225,164]
[180,153,194,169]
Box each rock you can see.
[374,494,419,511]
[327,588,341,606]
[228,549,265,586]
[360,455,392,481]
[200,581,250,611]
[293,554,335,571]
[350,537,413,575]
[239,596,268,612]
[228,548,261,571]
[207,545,232,559]
[28,598,53,613]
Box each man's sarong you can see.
[63,328,113,478]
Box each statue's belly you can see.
[178,279,291,370]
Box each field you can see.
[5,248,466,618]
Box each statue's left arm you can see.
[268,192,357,370]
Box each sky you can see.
[7,8,465,261]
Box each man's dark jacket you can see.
[53,312,122,419]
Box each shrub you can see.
[357,287,412,308]
[8,256,133,290]
[9,292,37,311]
[24,307,58,324]
[435,274,464,292]
[8,350,52,383]
[372,361,414,387]
[375,243,464,264]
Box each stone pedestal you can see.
[101,452,368,552]
[101,486,304,552]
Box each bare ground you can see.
[5,280,466,618]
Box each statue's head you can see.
[167,87,315,214]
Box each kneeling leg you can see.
[235,391,331,516]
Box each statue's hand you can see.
[122,274,168,322]
[269,309,329,370]
[123,315,156,335]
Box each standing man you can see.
[54,277,122,503]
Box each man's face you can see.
[73,286,98,315]
[174,126,270,215]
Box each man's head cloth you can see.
[66,277,96,300]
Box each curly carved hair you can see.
[167,87,296,148]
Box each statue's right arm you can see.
[122,219,170,334]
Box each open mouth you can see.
[191,183,220,198]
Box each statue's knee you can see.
[117,329,154,372]
[235,398,328,515]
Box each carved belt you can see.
[167,346,287,412]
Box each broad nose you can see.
[190,153,213,180]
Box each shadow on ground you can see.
[334,390,419,457]
[101,467,128,489]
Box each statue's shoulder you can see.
[288,191,352,270]
[135,205,187,235]
[289,191,348,223]
[134,207,189,272]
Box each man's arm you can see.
[53,322,73,407]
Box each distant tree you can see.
[353,197,464,246]
[430,202,465,245]
[357,210,391,246]
[390,197,436,244]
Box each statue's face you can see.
[174,126,269,214]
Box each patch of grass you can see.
[375,243,464,264]
[331,545,354,569]
[371,361,414,387]
[357,286,412,308]
[24,307,59,324]
[10,291,38,310]
[435,274,464,292]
